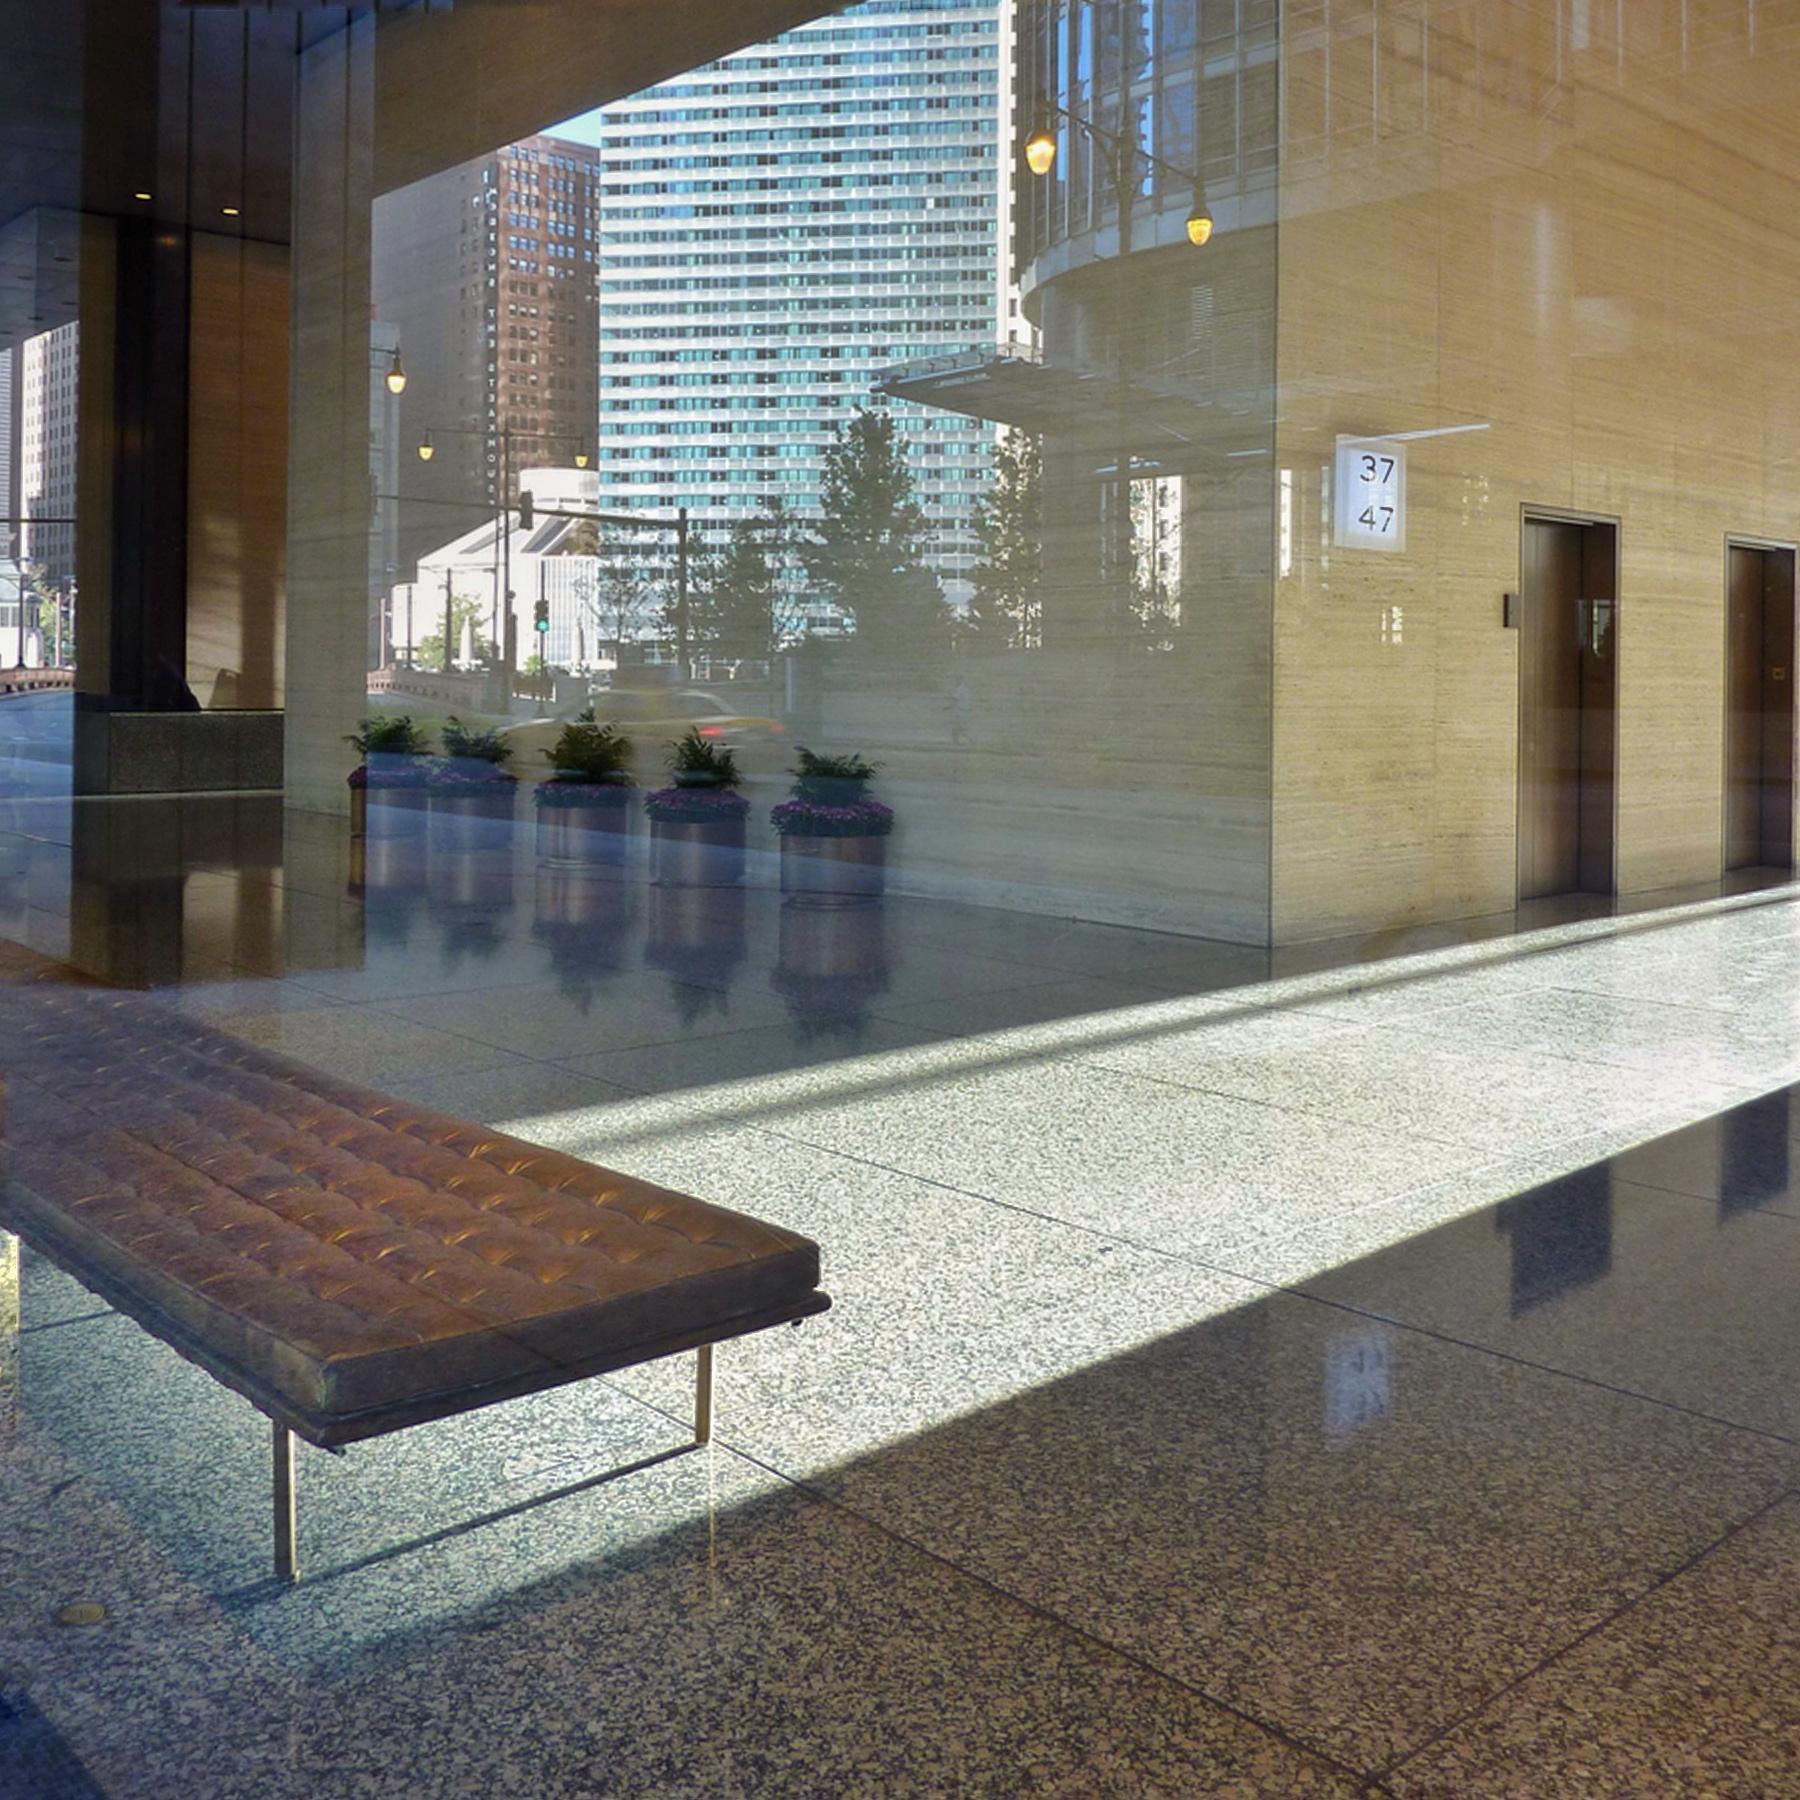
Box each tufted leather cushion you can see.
[0,950,823,1441]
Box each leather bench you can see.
[0,948,828,1580]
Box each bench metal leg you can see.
[695,1344,714,1446]
[272,1421,297,1583]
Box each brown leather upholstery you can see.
[0,954,824,1445]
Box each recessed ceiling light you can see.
[133,191,152,202]
[221,206,240,217]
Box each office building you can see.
[19,320,77,590]
[375,132,600,578]
[579,0,1009,628]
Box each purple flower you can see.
[769,796,895,839]
[644,785,753,824]
[534,778,634,809]
[348,763,430,791]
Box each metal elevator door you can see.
[1725,544,1795,871]
[1518,517,1616,902]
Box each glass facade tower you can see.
[579,0,1008,632]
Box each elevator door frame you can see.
[1516,506,1621,903]
[1721,534,1798,874]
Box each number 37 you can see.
[1358,454,1396,484]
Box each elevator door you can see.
[1518,517,1617,901]
[1724,544,1795,871]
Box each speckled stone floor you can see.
[5,795,1800,1796]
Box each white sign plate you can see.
[1334,436,1407,553]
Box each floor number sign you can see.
[1334,436,1407,553]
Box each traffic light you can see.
[518,488,534,528]
[534,596,549,635]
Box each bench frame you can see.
[14,1217,829,1582]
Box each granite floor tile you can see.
[2,1355,1371,1800]
[788,1286,1795,1772]
[204,1002,529,1085]
[566,1016,943,1097]
[1610,1091,1800,1217]
[14,1241,111,1331]
[1389,986,1800,1087]
[1086,1015,1736,1154]
[285,1471,1373,1800]
[383,976,794,1060]
[749,1053,1491,1260]
[1299,1170,1800,1437]
[871,972,1226,1040]
[1388,1495,1800,1798]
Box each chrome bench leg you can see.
[273,1420,297,1583]
[695,1343,714,1446]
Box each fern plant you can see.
[666,727,742,789]
[440,716,513,766]
[345,714,431,759]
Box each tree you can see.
[695,506,786,662]
[967,433,1043,650]
[415,593,494,672]
[804,407,947,655]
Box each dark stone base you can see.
[74,708,284,795]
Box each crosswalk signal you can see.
[534,596,549,634]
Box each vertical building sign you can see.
[1334,436,1407,553]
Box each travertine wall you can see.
[188,232,289,713]
[1269,3,1800,941]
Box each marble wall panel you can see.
[1270,1,1800,941]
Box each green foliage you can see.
[344,714,431,758]
[691,508,787,661]
[967,434,1044,650]
[543,708,634,785]
[803,408,947,655]
[666,726,742,789]
[441,716,513,766]
[415,593,495,673]
[791,746,877,791]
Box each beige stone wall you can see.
[1269,4,1800,941]
[188,232,289,713]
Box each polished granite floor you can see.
[5,792,1800,1796]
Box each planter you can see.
[429,782,519,857]
[650,816,747,887]
[778,832,887,906]
[534,785,633,866]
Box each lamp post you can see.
[412,421,588,702]
[1023,100,1211,635]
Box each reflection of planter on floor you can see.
[534,778,633,865]
[769,750,894,907]
[773,897,892,1027]
[533,866,640,1008]
[348,759,431,893]
[645,787,751,887]
[647,881,747,1021]
[427,756,518,908]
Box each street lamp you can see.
[406,420,592,699]
[385,348,408,396]
[1023,119,1058,178]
